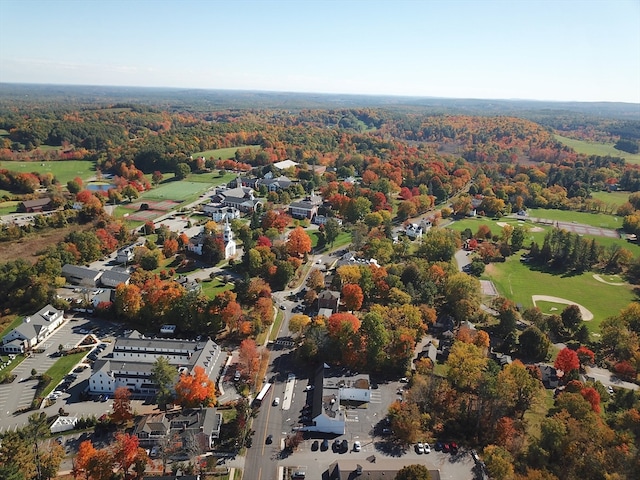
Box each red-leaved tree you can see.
[554,348,580,376]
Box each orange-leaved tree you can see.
[111,386,133,426]
[238,339,260,385]
[286,226,312,258]
[175,365,216,409]
[111,432,140,476]
[341,283,364,311]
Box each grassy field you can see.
[484,256,634,332]
[0,160,96,184]
[589,190,631,209]
[139,180,210,201]
[526,208,622,229]
[555,134,640,165]
[192,145,261,160]
[0,200,19,215]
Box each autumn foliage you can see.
[554,347,580,376]
[174,365,216,408]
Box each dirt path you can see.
[532,294,594,321]
[592,274,625,286]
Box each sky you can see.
[1,0,639,103]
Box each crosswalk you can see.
[369,391,382,403]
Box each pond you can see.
[87,182,114,191]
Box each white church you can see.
[187,219,236,260]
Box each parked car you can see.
[442,442,450,453]
[435,441,444,451]
[450,441,458,454]
[266,434,273,444]
[416,442,425,454]
[333,439,341,452]
[311,440,319,451]
[353,441,361,452]
[321,439,329,451]
[424,442,431,453]
[341,439,348,453]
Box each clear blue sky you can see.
[1,0,639,103]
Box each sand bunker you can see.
[592,274,625,286]
[532,295,594,321]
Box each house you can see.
[538,364,559,389]
[62,264,103,287]
[88,332,224,395]
[100,270,130,288]
[1,304,64,353]
[134,408,222,451]
[415,342,438,366]
[327,458,441,480]
[405,219,432,239]
[314,215,342,226]
[201,204,240,222]
[18,197,52,213]
[318,290,340,314]
[116,246,135,264]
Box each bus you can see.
[254,382,272,406]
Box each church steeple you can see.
[223,217,233,243]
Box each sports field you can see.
[0,160,96,184]
[139,180,209,201]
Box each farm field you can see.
[192,145,261,160]
[0,200,19,215]
[484,255,634,332]
[0,160,96,184]
[555,134,640,165]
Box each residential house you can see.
[175,275,201,293]
[405,219,432,239]
[538,364,559,389]
[1,304,64,353]
[18,197,52,213]
[318,290,340,314]
[187,219,235,260]
[116,246,135,264]
[134,408,222,451]
[61,264,103,287]
[88,332,224,395]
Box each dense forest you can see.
[1,84,640,479]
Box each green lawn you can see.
[555,134,640,165]
[589,190,632,209]
[192,145,261,160]
[42,351,88,397]
[484,255,635,332]
[0,200,19,215]
[140,180,210,202]
[0,160,96,184]
[200,277,234,299]
[525,208,622,230]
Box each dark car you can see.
[266,434,273,444]
[321,439,329,451]
[442,442,450,453]
[341,439,348,453]
[333,439,341,452]
[311,440,319,451]
[434,441,444,451]
[450,442,459,454]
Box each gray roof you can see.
[100,270,130,285]
[62,264,102,280]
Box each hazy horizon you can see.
[1,0,639,104]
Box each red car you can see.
[442,443,450,453]
[450,442,459,454]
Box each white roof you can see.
[273,160,299,170]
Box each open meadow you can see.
[555,134,640,165]
[589,190,632,209]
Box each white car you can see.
[424,442,431,453]
[353,440,361,452]
[416,442,425,454]
[273,397,280,406]
[304,385,315,391]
